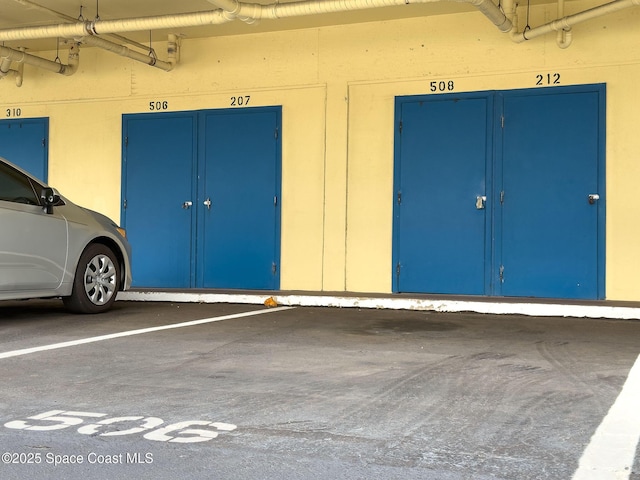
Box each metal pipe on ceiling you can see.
[0,0,635,55]
[0,58,13,75]
[1,0,187,77]
[0,10,230,42]
[210,0,638,42]
[0,0,510,41]
[556,0,572,48]
[0,49,24,86]
[503,0,640,44]
[10,0,151,52]
[0,57,23,86]
[0,43,78,75]
[77,35,176,71]
[208,0,512,31]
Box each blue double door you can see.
[122,107,282,290]
[394,85,605,299]
[0,118,48,182]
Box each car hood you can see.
[53,192,127,241]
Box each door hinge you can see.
[274,195,278,206]
[501,115,505,129]
[399,121,403,134]
[42,138,46,148]
[499,265,505,283]
[500,191,505,204]
[274,128,279,140]
[272,262,278,275]
[125,136,129,147]
[397,191,402,205]
[396,263,401,276]
[123,199,127,209]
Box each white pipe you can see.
[10,0,152,53]
[0,1,512,43]
[0,0,634,54]
[77,35,175,71]
[207,0,512,31]
[0,57,23,86]
[0,43,79,75]
[15,61,24,87]
[10,0,178,71]
[0,11,231,42]
[0,0,510,40]
[210,0,637,43]
[556,0,572,48]
[0,58,12,76]
[511,0,640,43]
[0,67,24,87]
[467,0,512,31]
[12,49,25,86]
[207,0,258,23]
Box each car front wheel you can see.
[63,244,121,314]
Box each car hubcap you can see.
[84,254,117,305]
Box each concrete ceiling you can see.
[0,0,484,52]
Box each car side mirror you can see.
[40,187,60,214]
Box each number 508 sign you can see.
[5,410,237,444]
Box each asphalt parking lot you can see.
[0,300,638,480]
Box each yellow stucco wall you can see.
[1,2,638,299]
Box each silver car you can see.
[0,157,132,313]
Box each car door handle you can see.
[182,201,193,209]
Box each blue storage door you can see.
[394,95,491,294]
[200,108,281,290]
[122,113,197,288]
[0,118,48,182]
[499,88,604,299]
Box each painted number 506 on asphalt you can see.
[4,410,237,444]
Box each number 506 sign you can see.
[5,410,236,444]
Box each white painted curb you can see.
[118,291,640,320]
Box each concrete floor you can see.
[0,299,638,479]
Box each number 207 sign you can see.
[5,410,237,444]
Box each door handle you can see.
[588,194,600,205]
[476,195,487,210]
[203,198,212,210]
[182,201,193,209]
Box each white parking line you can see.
[572,354,640,480]
[0,306,293,359]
